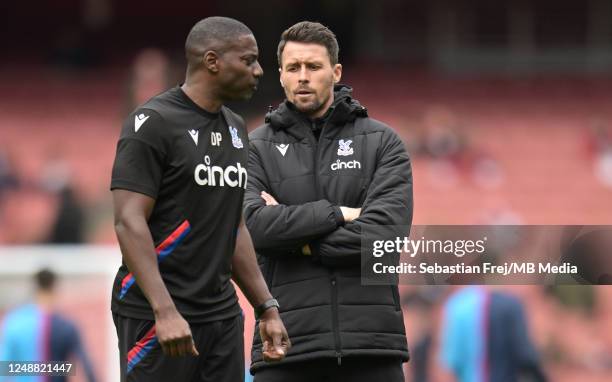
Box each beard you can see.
[292,86,334,117]
[286,74,335,117]
[294,96,324,115]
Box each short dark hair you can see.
[185,16,253,69]
[35,268,56,291]
[277,21,339,67]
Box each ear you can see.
[332,63,342,84]
[204,50,220,73]
[279,67,285,88]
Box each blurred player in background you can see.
[244,21,413,381]
[0,268,97,382]
[110,17,289,382]
[439,286,547,382]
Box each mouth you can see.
[295,92,314,98]
[295,88,314,96]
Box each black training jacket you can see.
[244,85,413,372]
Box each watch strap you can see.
[255,298,279,320]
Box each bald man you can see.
[110,17,289,382]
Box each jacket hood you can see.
[265,84,368,131]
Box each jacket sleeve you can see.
[243,141,343,255]
[311,127,413,266]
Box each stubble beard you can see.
[295,97,323,116]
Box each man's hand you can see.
[154,307,199,357]
[340,206,361,222]
[259,308,291,362]
[261,191,279,206]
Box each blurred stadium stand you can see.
[1,70,611,243]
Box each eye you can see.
[243,57,256,65]
[308,64,321,71]
[286,66,298,72]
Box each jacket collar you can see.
[265,84,368,132]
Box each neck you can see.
[36,292,54,312]
[181,77,223,113]
[308,90,335,119]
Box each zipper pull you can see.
[336,351,342,366]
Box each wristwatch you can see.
[255,298,280,320]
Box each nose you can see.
[298,65,308,83]
[253,61,264,79]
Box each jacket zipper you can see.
[330,274,342,365]
[311,120,322,199]
[309,106,337,200]
[309,108,342,364]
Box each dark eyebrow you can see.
[285,58,325,67]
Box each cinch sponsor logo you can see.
[331,159,361,171]
[194,155,247,188]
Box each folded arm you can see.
[243,144,344,255]
[310,130,413,266]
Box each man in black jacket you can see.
[244,21,412,381]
